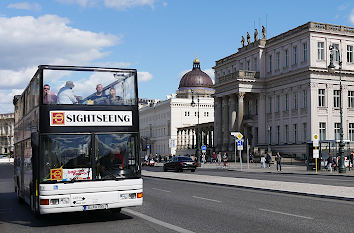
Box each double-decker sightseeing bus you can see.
[13,65,142,215]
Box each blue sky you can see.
[0,0,354,113]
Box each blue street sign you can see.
[147,144,150,149]
[201,145,207,152]
[237,140,243,146]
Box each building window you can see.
[333,44,339,62]
[269,126,272,145]
[276,95,280,112]
[285,94,289,111]
[269,55,272,73]
[303,42,308,62]
[276,52,280,70]
[255,99,258,115]
[303,90,307,108]
[333,90,341,108]
[319,122,326,141]
[254,57,257,71]
[294,124,297,144]
[277,126,280,144]
[318,42,324,60]
[349,123,354,141]
[348,45,353,63]
[268,96,272,113]
[335,123,341,140]
[349,91,354,108]
[318,89,325,107]
[303,123,307,142]
[293,46,298,64]
[285,125,289,143]
[194,112,197,117]
[285,49,289,67]
[293,92,298,109]
[247,60,250,71]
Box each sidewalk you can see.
[154,162,354,177]
[200,162,354,177]
[144,162,354,201]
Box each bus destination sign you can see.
[50,110,132,127]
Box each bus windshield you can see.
[40,133,139,182]
[43,69,136,105]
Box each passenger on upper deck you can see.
[57,81,78,104]
[90,84,107,104]
[43,84,57,104]
[106,87,122,105]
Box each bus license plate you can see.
[83,204,108,211]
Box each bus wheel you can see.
[31,194,41,217]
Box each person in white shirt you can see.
[57,81,78,104]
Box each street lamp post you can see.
[191,90,201,166]
[328,44,346,173]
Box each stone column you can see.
[237,92,245,131]
[222,96,229,151]
[229,94,237,151]
[214,97,223,151]
[258,93,267,145]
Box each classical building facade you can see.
[213,22,354,158]
[139,59,214,156]
[0,113,14,154]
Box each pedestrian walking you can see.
[217,152,222,165]
[276,152,282,171]
[327,155,333,172]
[265,153,271,168]
[213,152,217,163]
[222,152,228,168]
[249,153,254,163]
[260,156,266,168]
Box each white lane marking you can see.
[192,195,221,203]
[151,187,171,193]
[123,208,195,233]
[259,208,314,220]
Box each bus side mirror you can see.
[31,132,39,148]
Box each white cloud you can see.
[56,0,156,9]
[7,2,42,11]
[350,10,354,25]
[162,2,168,7]
[0,89,23,114]
[104,0,155,10]
[337,3,350,11]
[138,71,153,82]
[0,14,120,113]
[0,14,118,87]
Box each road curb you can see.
[143,175,354,202]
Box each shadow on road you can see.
[0,191,133,228]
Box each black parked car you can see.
[163,156,197,172]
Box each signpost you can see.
[231,132,243,168]
[201,145,206,153]
[313,134,319,173]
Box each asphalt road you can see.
[143,166,354,187]
[2,163,354,233]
